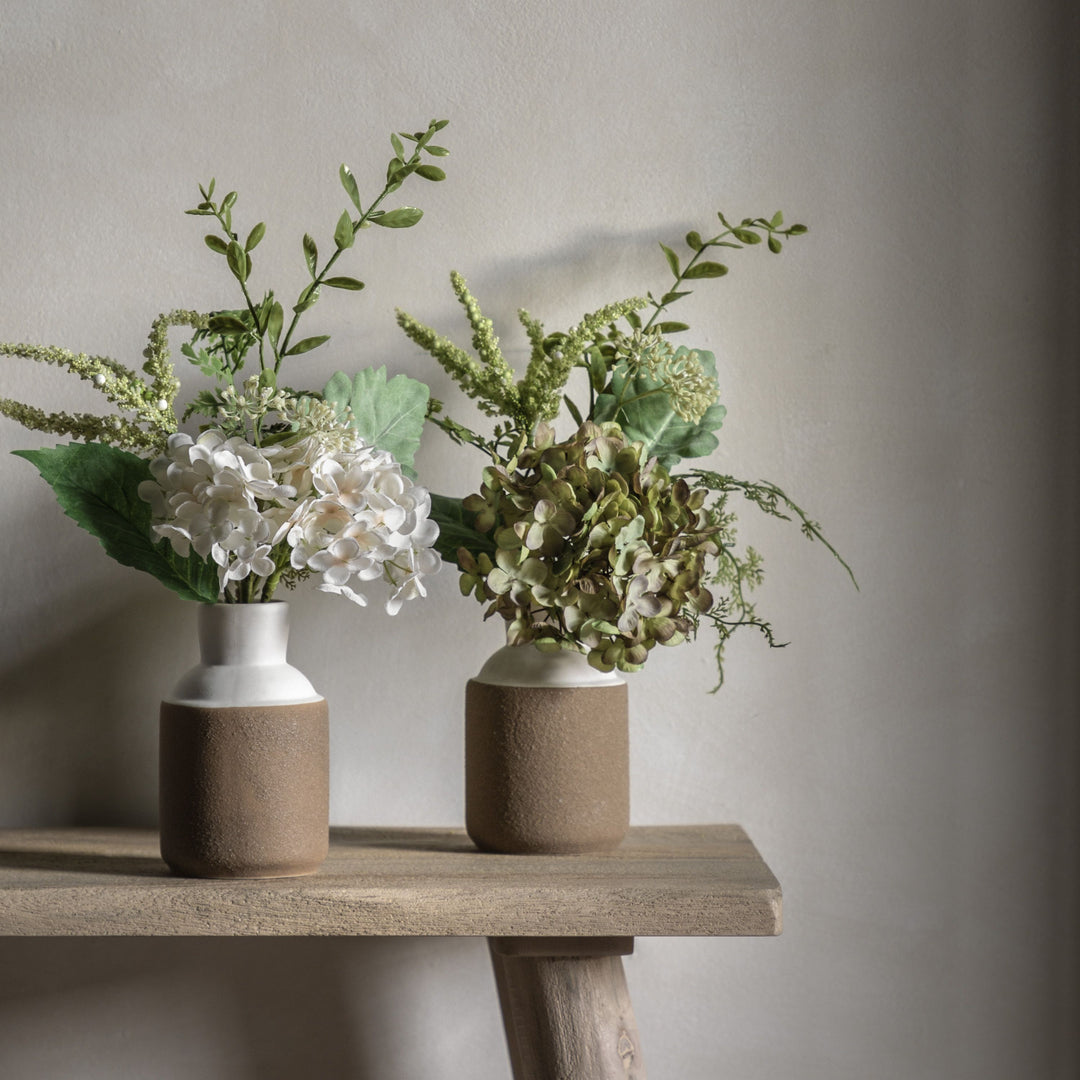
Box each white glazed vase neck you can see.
[165,601,322,707]
[198,601,291,666]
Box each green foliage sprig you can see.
[398,209,855,684]
[182,119,450,430]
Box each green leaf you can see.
[303,233,318,277]
[284,334,330,357]
[428,492,497,566]
[424,144,450,156]
[267,301,284,347]
[415,164,446,181]
[245,222,266,251]
[292,284,320,314]
[372,206,424,228]
[390,131,405,161]
[334,210,355,250]
[226,241,249,282]
[656,321,690,334]
[387,160,417,186]
[13,443,219,603]
[788,223,808,235]
[340,164,362,213]
[207,313,251,335]
[732,228,761,244]
[323,366,430,474]
[584,347,607,393]
[594,348,726,469]
[659,242,680,277]
[323,275,365,291]
[204,234,229,255]
[770,210,784,229]
[660,290,693,305]
[768,235,782,253]
[683,261,728,279]
[685,231,703,251]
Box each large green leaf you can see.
[593,347,727,470]
[323,367,430,475]
[13,443,220,602]
[428,493,497,567]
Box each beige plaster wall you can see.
[0,1,1076,1077]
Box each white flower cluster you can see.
[138,428,440,612]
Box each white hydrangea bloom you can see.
[140,424,440,609]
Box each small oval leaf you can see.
[207,314,251,335]
[340,164,362,213]
[226,241,248,282]
[323,276,365,291]
[415,164,446,181]
[372,206,424,228]
[292,284,320,314]
[659,242,680,277]
[284,334,331,357]
[334,210,355,250]
[303,233,318,277]
[424,144,450,156]
[204,234,229,255]
[682,261,728,279]
[656,321,690,334]
[267,301,284,346]
[245,222,266,252]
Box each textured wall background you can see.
[0,2,1076,1077]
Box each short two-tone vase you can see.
[159,601,329,879]
[465,644,629,854]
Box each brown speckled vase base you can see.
[465,680,629,854]
[159,700,329,879]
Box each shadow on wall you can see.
[0,936,505,1080]
[0,589,195,828]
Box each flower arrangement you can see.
[1,119,450,611]
[397,212,855,683]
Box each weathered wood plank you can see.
[0,825,781,938]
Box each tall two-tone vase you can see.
[159,601,329,878]
[465,644,629,854]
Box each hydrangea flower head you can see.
[139,419,440,611]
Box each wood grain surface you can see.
[0,824,781,938]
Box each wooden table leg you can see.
[488,936,645,1079]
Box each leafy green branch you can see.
[644,210,808,333]
[184,118,450,384]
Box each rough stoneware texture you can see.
[159,700,329,878]
[465,680,629,854]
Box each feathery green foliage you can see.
[399,208,854,685]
